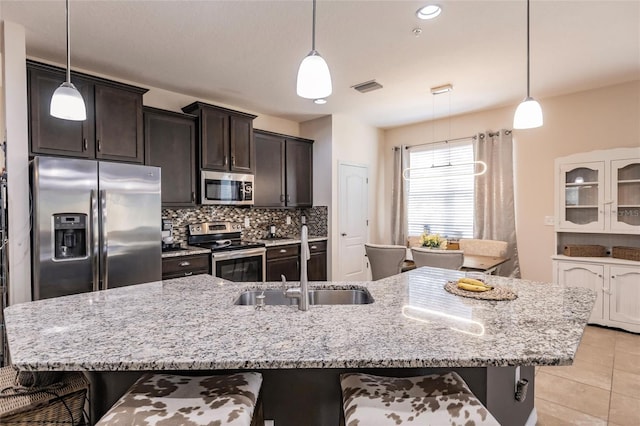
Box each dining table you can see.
[403,247,510,274]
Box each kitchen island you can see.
[4,267,595,425]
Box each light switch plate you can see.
[544,216,555,226]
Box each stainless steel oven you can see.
[211,248,266,282]
[188,222,266,282]
[201,171,254,205]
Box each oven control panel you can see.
[189,222,243,236]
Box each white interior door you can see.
[338,163,368,281]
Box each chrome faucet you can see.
[283,225,310,311]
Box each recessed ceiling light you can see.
[314,98,327,105]
[416,4,442,20]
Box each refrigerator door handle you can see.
[100,189,109,289]
[91,189,99,291]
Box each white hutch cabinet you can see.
[553,147,640,333]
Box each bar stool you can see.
[340,371,499,426]
[96,371,263,426]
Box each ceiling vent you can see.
[352,80,383,93]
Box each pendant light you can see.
[296,0,332,99]
[513,0,542,129]
[402,85,487,181]
[50,0,87,121]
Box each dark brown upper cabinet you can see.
[254,130,313,208]
[27,60,147,164]
[144,107,197,207]
[181,102,257,173]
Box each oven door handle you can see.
[212,247,266,261]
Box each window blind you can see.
[407,140,474,239]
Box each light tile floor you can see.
[536,325,640,426]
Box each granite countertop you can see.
[254,236,327,247]
[161,245,211,258]
[4,267,595,372]
[161,237,328,257]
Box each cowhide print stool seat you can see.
[96,372,263,426]
[340,371,500,426]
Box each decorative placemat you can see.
[444,281,518,301]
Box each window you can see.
[407,139,474,239]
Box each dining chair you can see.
[364,243,406,280]
[459,239,508,258]
[411,247,464,270]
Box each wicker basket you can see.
[563,244,607,257]
[0,366,88,425]
[612,246,640,262]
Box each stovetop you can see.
[187,221,264,253]
[191,240,265,252]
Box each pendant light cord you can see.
[311,0,317,51]
[526,0,530,98]
[65,0,71,83]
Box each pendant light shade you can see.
[51,82,87,121]
[513,96,542,129]
[513,0,542,129]
[50,0,87,121]
[296,0,332,99]
[297,50,332,99]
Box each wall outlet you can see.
[301,215,306,224]
[544,216,555,226]
[286,216,291,225]
[244,217,250,228]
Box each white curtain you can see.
[391,146,409,245]
[474,130,521,277]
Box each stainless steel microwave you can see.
[200,171,254,205]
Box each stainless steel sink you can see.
[233,288,374,306]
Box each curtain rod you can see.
[404,135,476,150]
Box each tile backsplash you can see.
[163,206,328,244]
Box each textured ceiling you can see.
[2,0,639,129]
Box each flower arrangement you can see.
[420,233,447,249]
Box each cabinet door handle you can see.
[280,194,285,202]
[224,157,228,166]
[232,155,235,166]
[97,139,101,152]
[602,287,611,295]
[279,249,287,253]
[83,138,87,151]
[341,233,347,236]
[191,192,195,203]
[184,272,193,276]
[311,245,317,249]
[179,261,191,267]
[287,195,291,202]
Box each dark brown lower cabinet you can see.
[162,254,210,280]
[308,241,327,281]
[266,241,327,282]
[266,244,300,282]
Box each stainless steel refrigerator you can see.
[31,156,162,300]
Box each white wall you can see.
[384,80,640,282]
[300,115,333,278]
[2,21,31,304]
[300,114,384,280]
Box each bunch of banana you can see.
[456,277,493,292]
